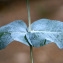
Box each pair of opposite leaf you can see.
[0,19,63,50]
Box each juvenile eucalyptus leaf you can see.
[0,19,63,50]
[0,20,29,50]
[30,19,63,49]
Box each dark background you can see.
[0,0,63,63]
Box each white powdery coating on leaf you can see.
[30,19,63,49]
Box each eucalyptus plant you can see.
[0,0,63,63]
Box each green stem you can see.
[30,45,34,63]
[26,0,34,63]
[26,0,31,32]
[25,35,34,63]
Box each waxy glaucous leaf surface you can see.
[0,19,63,50]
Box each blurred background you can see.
[0,0,63,63]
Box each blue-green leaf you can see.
[0,19,63,50]
[27,19,63,49]
[0,20,28,50]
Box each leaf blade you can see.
[29,19,63,49]
[0,20,28,50]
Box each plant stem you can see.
[30,45,34,63]
[26,0,31,32]
[25,35,34,63]
[26,0,34,63]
